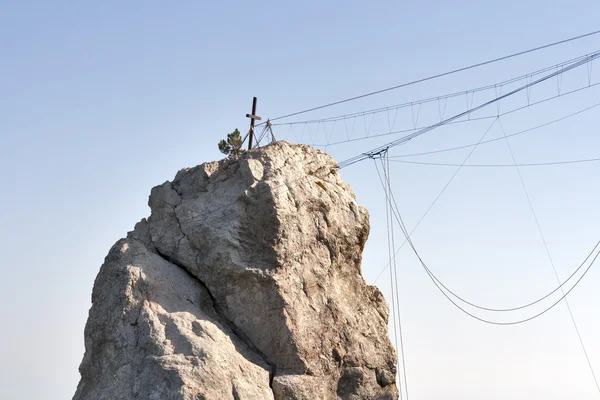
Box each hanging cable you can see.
[378,160,600,325]
[383,154,409,400]
[385,174,600,311]
[374,155,409,400]
[370,118,498,285]
[259,30,600,125]
[274,51,597,127]
[388,157,600,168]
[309,83,600,149]
[497,118,600,391]
[369,116,600,322]
[337,52,600,169]
[389,101,600,159]
[368,114,600,314]
[369,99,597,285]
[378,154,403,400]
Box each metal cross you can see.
[246,97,262,149]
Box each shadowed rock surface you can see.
[74,142,398,399]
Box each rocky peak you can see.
[74,141,398,399]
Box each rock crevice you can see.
[153,245,278,390]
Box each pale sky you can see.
[1,2,600,399]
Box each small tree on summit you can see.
[218,129,246,157]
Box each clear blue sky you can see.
[1,2,599,399]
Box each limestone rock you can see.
[74,141,398,399]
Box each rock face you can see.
[74,142,398,400]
